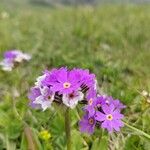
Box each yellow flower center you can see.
[63,82,71,89]
[88,118,94,125]
[88,98,93,105]
[106,114,113,121]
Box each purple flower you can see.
[104,96,126,111]
[62,90,83,109]
[4,50,18,59]
[86,88,97,104]
[28,87,41,108]
[46,68,80,94]
[42,69,59,86]
[79,112,96,134]
[95,104,124,132]
[84,88,97,116]
[73,68,96,89]
[85,95,107,116]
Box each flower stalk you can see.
[65,108,71,150]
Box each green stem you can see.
[123,121,150,139]
[65,108,71,150]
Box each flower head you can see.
[0,50,31,71]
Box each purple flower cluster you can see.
[28,67,96,110]
[79,94,125,133]
[0,50,31,71]
[28,67,125,133]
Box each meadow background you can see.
[0,0,150,149]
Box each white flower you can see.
[62,91,84,109]
[33,93,54,111]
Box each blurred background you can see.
[0,0,150,150]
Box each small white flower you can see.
[62,91,84,109]
[33,93,54,111]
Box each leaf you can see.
[0,111,9,127]
[20,133,28,150]
[71,130,87,150]
[6,120,22,140]
[91,136,108,150]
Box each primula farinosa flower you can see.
[84,88,97,117]
[44,67,80,94]
[62,91,84,109]
[95,104,124,132]
[79,112,96,134]
[72,68,96,90]
[0,50,31,71]
[28,67,96,110]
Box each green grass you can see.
[0,3,150,150]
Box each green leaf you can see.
[71,130,87,150]
[20,133,28,150]
[6,120,22,140]
[91,136,108,150]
